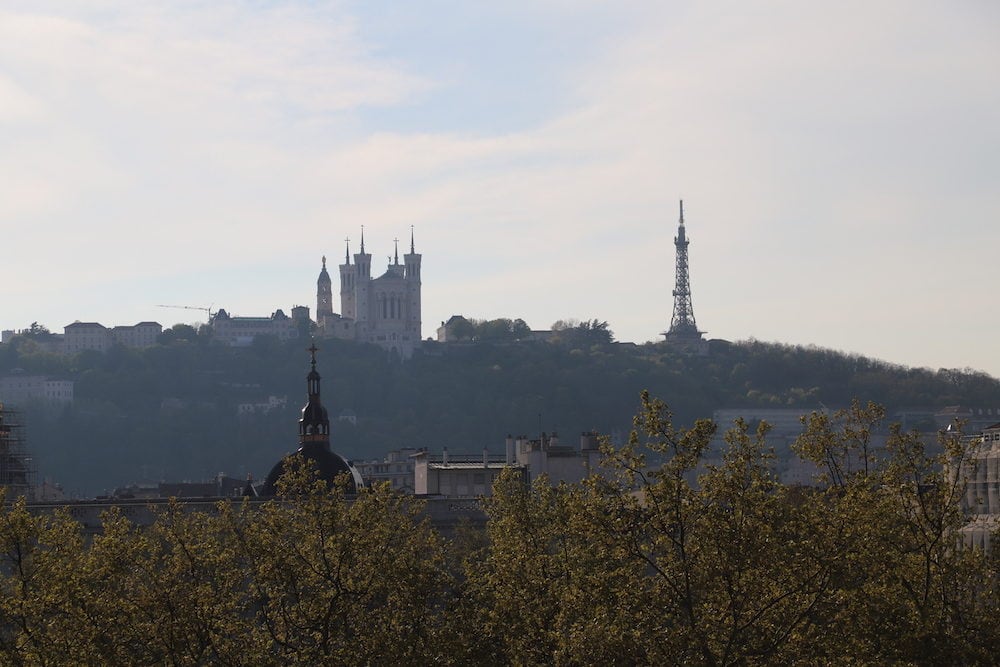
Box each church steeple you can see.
[393,237,400,265]
[299,342,330,443]
[410,225,415,253]
[360,225,365,254]
[260,342,361,496]
[344,237,350,264]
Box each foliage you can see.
[23,322,52,339]
[462,317,531,342]
[550,318,614,346]
[0,459,449,665]
[0,396,997,663]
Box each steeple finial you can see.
[393,237,399,265]
[410,225,415,253]
[360,226,365,254]
[679,199,685,225]
[322,255,326,270]
[308,340,318,373]
[344,237,350,263]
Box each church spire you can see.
[299,341,330,443]
[393,237,400,265]
[410,225,415,253]
[360,225,365,254]
[344,237,350,264]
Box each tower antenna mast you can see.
[663,200,705,344]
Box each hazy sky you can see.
[2,2,998,377]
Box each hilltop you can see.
[2,328,998,495]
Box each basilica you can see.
[316,228,422,359]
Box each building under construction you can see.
[0,404,34,500]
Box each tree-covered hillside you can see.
[2,326,998,496]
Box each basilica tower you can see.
[403,226,422,343]
[338,239,356,320]
[316,256,333,324]
[351,227,372,325]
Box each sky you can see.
[2,1,999,377]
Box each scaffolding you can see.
[0,404,34,500]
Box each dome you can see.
[318,255,331,283]
[257,342,364,497]
[260,442,361,496]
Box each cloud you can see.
[1,2,998,375]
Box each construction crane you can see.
[156,304,215,323]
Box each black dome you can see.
[260,442,360,496]
[256,343,363,497]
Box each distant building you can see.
[113,475,249,500]
[236,396,287,417]
[63,322,112,353]
[414,449,523,497]
[437,315,471,342]
[413,432,603,497]
[709,407,830,486]
[934,406,1000,434]
[211,308,309,346]
[958,423,1000,550]
[512,431,603,485]
[317,228,422,359]
[356,448,419,493]
[111,322,162,348]
[63,321,163,353]
[0,374,74,406]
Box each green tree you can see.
[238,457,450,664]
[793,402,1000,663]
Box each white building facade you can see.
[63,321,163,353]
[317,230,422,359]
[0,375,74,406]
[413,432,603,497]
[211,307,309,346]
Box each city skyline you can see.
[2,3,998,377]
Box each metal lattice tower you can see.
[664,200,703,341]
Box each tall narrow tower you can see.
[664,200,704,343]
[339,239,356,320]
[403,225,422,341]
[316,256,333,324]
